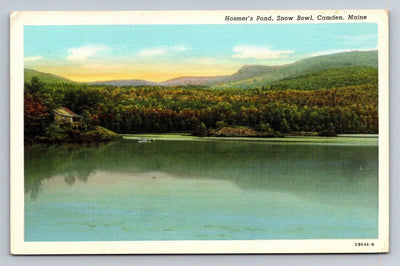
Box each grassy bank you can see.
[197,126,332,138]
[26,125,122,144]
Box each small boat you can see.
[138,138,154,143]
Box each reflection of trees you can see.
[63,169,93,185]
[25,140,378,201]
[24,143,112,199]
[64,173,76,185]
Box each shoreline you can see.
[121,133,378,145]
[25,131,379,145]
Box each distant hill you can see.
[87,76,229,87]
[24,68,74,83]
[135,50,378,88]
[214,50,378,89]
[25,50,378,89]
[266,66,378,90]
[159,75,229,86]
[88,79,159,87]
[149,50,378,88]
[156,66,278,87]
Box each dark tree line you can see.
[24,76,378,140]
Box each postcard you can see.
[10,10,389,254]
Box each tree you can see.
[193,122,207,136]
[25,76,44,94]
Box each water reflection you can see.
[25,143,104,199]
[25,139,378,203]
[24,138,379,241]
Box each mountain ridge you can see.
[214,50,378,89]
[88,79,159,87]
[24,68,74,83]
[25,50,378,88]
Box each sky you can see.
[24,23,378,82]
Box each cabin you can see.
[54,107,82,129]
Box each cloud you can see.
[138,45,187,57]
[232,45,294,60]
[24,56,43,62]
[335,34,377,43]
[67,45,107,61]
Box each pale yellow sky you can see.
[31,63,240,82]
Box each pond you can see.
[24,136,378,241]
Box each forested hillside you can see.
[214,50,377,89]
[24,80,378,141]
[24,69,74,84]
[24,50,379,142]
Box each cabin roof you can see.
[54,107,82,117]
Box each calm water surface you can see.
[25,137,378,241]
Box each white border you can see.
[10,10,389,254]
